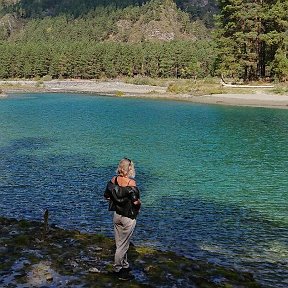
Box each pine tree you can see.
[216,0,288,81]
[0,44,12,78]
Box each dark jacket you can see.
[104,179,140,219]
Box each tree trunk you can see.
[259,40,266,78]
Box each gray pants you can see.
[113,212,136,272]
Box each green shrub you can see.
[42,75,53,81]
[115,90,125,96]
[271,86,288,95]
[36,80,43,87]
[124,77,167,87]
[167,79,226,95]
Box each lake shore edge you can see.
[0,216,261,287]
[1,79,288,109]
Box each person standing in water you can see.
[104,158,141,280]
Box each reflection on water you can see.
[0,93,287,287]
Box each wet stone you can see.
[9,230,20,236]
[210,275,227,284]
[88,245,103,252]
[0,270,10,276]
[88,267,100,273]
[14,271,27,278]
[68,261,79,268]
[143,265,154,272]
[0,246,8,253]
[49,243,63,249]
[0,217,261,288]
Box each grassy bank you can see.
[124,76,287,96]
[0,216,261,287]
[1,77,287,97]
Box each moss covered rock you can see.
[0,217,261,287]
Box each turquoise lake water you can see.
[0,93,287,287]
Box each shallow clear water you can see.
[0,93,287,287]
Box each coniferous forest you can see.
[0,0,287,81]
[216,0,288,81]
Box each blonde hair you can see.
[116,158,135,178]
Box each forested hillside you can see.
[0,0,149,18]
[0,0,211,42]
[0,0,287,81]
[175,0,218,27]
[0,0,216,80]
[0,0,217,22]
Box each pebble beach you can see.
[1,79,288,109]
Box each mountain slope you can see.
[0,0,217,80]
[0,0,211,43]
[0,0,217,19]
[0,0,149,18]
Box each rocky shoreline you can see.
[0,79,287,109]
[0,216,261,288]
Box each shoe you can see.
[121,267,132,272]
[114,269,135,281]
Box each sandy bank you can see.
[179,92,288,109]
[1,79,288,109]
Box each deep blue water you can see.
[0,93,287,287]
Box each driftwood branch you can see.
[220,75,274,88]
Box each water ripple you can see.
[0,93,287,287]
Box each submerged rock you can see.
[0,217,261,287]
